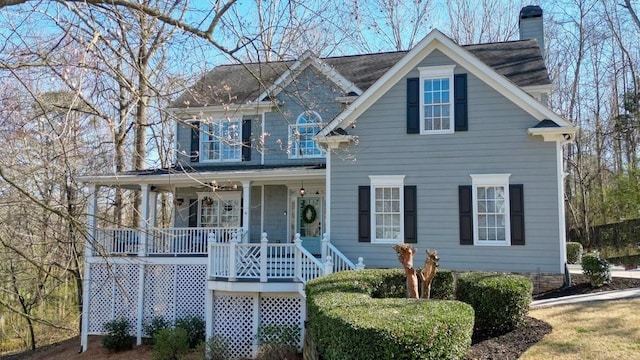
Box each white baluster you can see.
[260,233,268,282]
[229,239,237,281]
[356,257,366,270]
[294,233,302,281]
[321,233,329,263]
[324,256,334,275]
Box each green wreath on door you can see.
[301,204,317,224]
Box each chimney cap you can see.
[520,5,543,19]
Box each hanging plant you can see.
[202,197,214,206]
[301,204,317,224]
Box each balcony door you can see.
[297,197,322,255]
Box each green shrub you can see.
[143,316,171,345]
[102,317,135,352]
[430,270,456,300]
[204,335,230,360]
[175,316,205,349]
[455,272,532,336]
[581,253,611,287]
[566,242,584,264]
[306,269,474,360]
[152,328,189,360]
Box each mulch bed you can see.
[466,275,640,359]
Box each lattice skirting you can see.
[87,263,206,335]
[211,292,305,359]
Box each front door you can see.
[297,197,322,255]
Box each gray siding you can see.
[175,66,344,168]
[263,185,288,242]
[329,50,562,274]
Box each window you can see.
[369,175,405,243]
[419,65,455,134]
[198,192,241,228]
[471,174,511,246]
[201,118,242,162]
[289,111,325,158]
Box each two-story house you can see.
[79,6,576,358]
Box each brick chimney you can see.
[519,5,544,58]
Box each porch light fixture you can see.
[299,181,306,197]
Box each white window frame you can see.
[197,191,242,228]
[470,174,511,246]
[419,65,456,135]
[200,117,242,162]
[289,111,325,159]
[369,175,405,244]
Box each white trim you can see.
[557,141,567,274]
[167,101,274,116]
[470,174,511,246]
[418,65,456,135]
[335,95,358,104]
[318,29,576,137]
[197,191,242,228]
[199,117,243,163]
[368,175,406,244]
[261,112,265,165]
[325,149,331,241]
[527,127,576,142]
[256,51,362,102]
[289,111,325,159]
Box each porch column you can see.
[148,190,158,228]
[242,181,251,243]
[139,184,150,256]
[325,146,332,241]
[81,184,98,352]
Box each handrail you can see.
[293,237,325,284]
[325,241,356,272]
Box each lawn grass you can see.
[522,298,640,359]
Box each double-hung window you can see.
[201,117,242,162]
[198,192,241,228]
[289,111,325,158]
[369,175,405,244]
[419,65,455,134]
[471,174,511,246]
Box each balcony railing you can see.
[93,227,245,257]
[207,232,365,283]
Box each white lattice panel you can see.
[113,264,139,327]
[213,294,255,359]
[88,263,114,333]
[175,265,206,319]
[260,295,304,349]
[144,264,175,325]
[236,245,260,278]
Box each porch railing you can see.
[93,227,245,256]
[208,232,364,283]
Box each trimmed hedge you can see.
[455,272,532,335]
[566,242,583,264]
[306,269,474,360]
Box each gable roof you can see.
[170,38,550,109]
[318,29,575,136]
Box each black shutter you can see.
[188,199,198,228]
[459,185,473,245]
[510,184,525,245]
[242,118,251,161]
[404,185,417,243]
[190,121,200,162]
[454,74,468,131]
[407,78,420,134]
[358,186,371,242]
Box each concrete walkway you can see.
[530,264,640,308]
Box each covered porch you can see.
[81,166,329,258]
